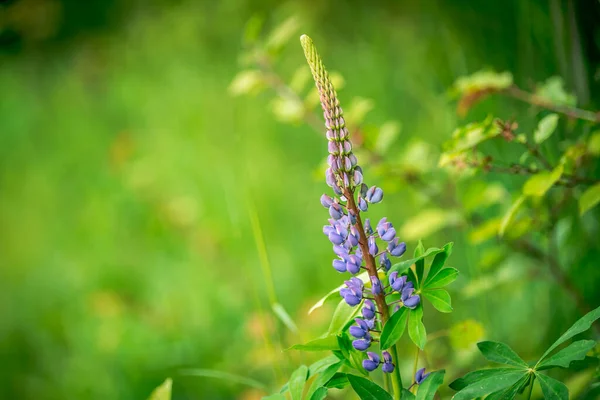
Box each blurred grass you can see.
[0,0,598,399]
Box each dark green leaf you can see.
[539,306,600,362]
[409,306,427,350]
[451,371,526,400]
[422,289,453,313]
[477,341,528,368]
[305,362,342,400]
[288,335,339,352]
[309,387,328,400]
[325,373,349,389]
[537,340,596,370]
[380,307,409,349]
[424,268,458,289]
[416,370,445,400]
[347,374,393,400]
[328,299,361,335]
[401,389,416,400]
[485,374,531,400]
[289,365,308,400]
[389,247,447,275]
[424,242,453,285]
[449,368,519,391]
[536,373,569,400]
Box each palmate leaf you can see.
[380,306,409,349]
[538,305,600,362]
[424,268,458,289]
[305,361,341,400]
[449,368,522,391]
[408,305,427,350]
[416,370,445,400]
[535,373,569,400]
[424,242,453,285]
[485,374,530,400]
[389,247,447,275]
[347,374,393,400]
[324,372,349,389]
[477,341,528,368]
[422,289,453,313]
[451,370,527,400]
[537,340,596,370]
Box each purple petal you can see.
[352,339,371,351]
[367,351,381,364]
[362,359,379,372]
[382,362,395,373]
[381,227,396,242]
[370,187,384,203]
[349,326,366,338]
[332,259,347,272]
[403,295,420,309]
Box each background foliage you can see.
[1,0,599,399]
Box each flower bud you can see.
[370,276,382,295]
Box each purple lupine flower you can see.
[368,236,378,256]
[353,167,363,186]
[347,226,359,247]
[382,351,395,373]
[340,277,363,306]
[370,276,382,295]
[352,335,372,351]
[362,299,376,319]
[401,284,420,309]
[415,368,431,384]
[377,218,396,242]
[320,194,334,208]
[346,254,362,275]
[365,186,384,203]
[389,271,407,292]
[363,352,380,372]
[380,253,391,271]
[332,259,347,273]
[358,196,368,212]
[333,245,349,259]
[349,318,371,338]
[348,209,357,224]
[388,238,407,257]
[329,202,344,220]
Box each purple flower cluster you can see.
[389,271,420,309]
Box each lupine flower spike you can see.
[301,34,413,376]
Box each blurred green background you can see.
[1,0,599,399]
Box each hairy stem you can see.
[344,188,403,397]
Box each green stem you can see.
[411,347,420,392]
[389,345,403,399]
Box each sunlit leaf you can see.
[579,182,600,216]
[534,114,559,144]
[539,306,600,361]
[229,70,265,96]
[535,373,569,400]
[522,164,563,197]
[449,320,485,350]
[347,374,393,400]
[534,76,576,107]
[148,378,172,400]
[271,96,304,123]
[409,306,427,350]
[380,306,409,349]
[441,115,500,156]
[289,365,308,400]
[537,340,596,370]
[499,195,525,237]
[453,70,513,95]
[587,131,600,155]
[424,242,454,286]
[287,335,339,352]
[423,289,453,313]
[305,361,341,400]
[477,341,528,368]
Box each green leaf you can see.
[414,240,425,283]
[308,271,369,314]
[579,182,600,216]
[416,370,445,400]
[539,306,600,362]
[305,362,341,400]
[262,395,286,400]
[289,365,308,400]
[485,374,531,400]
[414,240,425,258]
[347,374,393,400]
[449,368,521,391]
[179,369,266,390]
[380,306,409,349]
[424,242,453,285]
[523,164,563,197]
[477,341,528,368]
[272,303,298,333]
[536,373,569,400]
[148,378,172,400]
[328,299,361,335]
[265,16,300,52]
[309,387,328,400]
[451,371,526,400]
[499,195,525,237]
[389,246,448,275]
[325,372,349,389]
[424,268,458,289]
[287,335,339,352]
[409,306,427,350]
[534,114,559,144]
[441,115,501,157]
[422,289,453,313]
[337,335,368,375]
[454,70,513,94]
[538,340,596,370]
